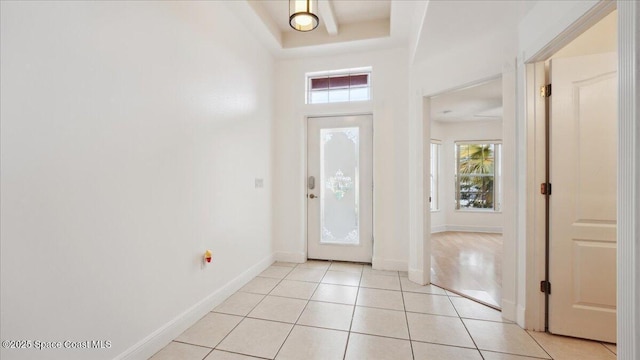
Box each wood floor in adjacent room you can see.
[431,231,502,308]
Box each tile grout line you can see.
[208,261,295,359]
[342,265,364,360]
[523,330,555,360]
[161,340,214,360]
[345,330,480,349]
[211,348,272,360]
[294,323,350,334]
[398,270,416,360]
[444,286,486,360]
[600,342,617,356]
[272,260,332,360]
[480,349,552,360]
[171,340,214,349]
[166,261,298,360]
[445,288,553,360]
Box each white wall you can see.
[0,2,275,359]
[518,0,601,61]
[430,120,503,233]
[273,47,410,270]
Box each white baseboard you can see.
[431,225,503,234]
[501,299,517,322]
[372,258,407,271]
[115,253,275,360]
[274,251,306,263]
[408,268,428,285]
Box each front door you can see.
[307,115,373,262]
[549,52,617,342]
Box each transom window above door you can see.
[306,67,372,104]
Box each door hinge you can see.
[540,182,552,195]
[540,84,552,98]
[540,280,551,294]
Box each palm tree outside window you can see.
[455,142,502,211]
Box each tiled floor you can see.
[151,260,617,360]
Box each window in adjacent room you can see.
[306,67,371,104]
[430,141,441,211]
[455,142,502,211]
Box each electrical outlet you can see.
[255,178,264,188]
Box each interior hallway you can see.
[151,261,616,360]
[431,232,502,308]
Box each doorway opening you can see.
[428,77,504,309]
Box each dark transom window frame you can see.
[305,67,372,104]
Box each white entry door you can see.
[549,52,617,342]
[307,115,373,262]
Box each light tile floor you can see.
[151,260,617,360]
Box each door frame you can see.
[523,1,616,332]
[522,2,638,356]
[303,112,375,263]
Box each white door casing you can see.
[307,115,373,262]
[549,52,617,342]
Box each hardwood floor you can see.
[430,231,502,308]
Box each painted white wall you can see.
[273,47,410,271]
[551,10,617,59]
[518,0,601,61]
[0,2,275,360]
[431,120,504,233]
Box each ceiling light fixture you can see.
[290,0,319,32]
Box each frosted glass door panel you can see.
[320,128,359,245]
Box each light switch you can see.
[255,178,264,188]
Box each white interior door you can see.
[549,52,617,342]
[307,115,373,262]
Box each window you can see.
[430,141,441,211]
[306,68,371,104]
[455,142,502,211]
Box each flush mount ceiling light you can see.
[290,0,319,32]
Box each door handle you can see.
[309,194,317,199]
